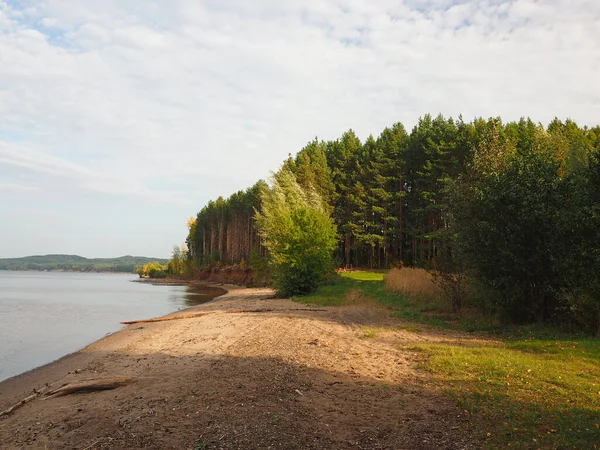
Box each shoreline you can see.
[0,284,474,449]
[0,279,244,390]
[0,279,227,386]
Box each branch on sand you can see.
[45,377,135,399]
[0,392,41,418]
[0,377,135,417]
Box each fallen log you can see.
[45,377,135,399]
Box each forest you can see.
[184,114,600,331]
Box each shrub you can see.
[431,271,467,312]
[255,169,338,297]
[140,261,168,278]
[249,249,270,286]
[451,149,565,322]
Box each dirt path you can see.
[0,286,480,449]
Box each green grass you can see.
[417,338,600,449]
[295,274,452,328]
[359,325,422,339]
[295,276,355,306]
[296,271,600,449]
[340,271,386,281]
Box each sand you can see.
[0,285,480,449]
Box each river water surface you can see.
[0,271,222,382]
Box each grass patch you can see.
[359,325,422,339]
[417,338,600,449]
[359,330,378,339]
[399,325,422,333]
[297,269,600,448]
[341,271,386,281]
[297,270,579,338]
[295,277,355,306]
[295,273,457,329]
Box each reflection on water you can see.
[0,272,225,382]
[166,285,227,308]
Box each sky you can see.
[0,0,599,258]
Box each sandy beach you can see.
[0,285,478,449]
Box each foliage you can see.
[138,261,168,278]
[186,116,598,275]
[451,125,600,327]
[452,146,564,321]
[185,115,600,331]
[556,152,600,334]
[255,169,338,296]
[167,245,188,275]
[431,270,468,313]
[186,181,266,267]
[249,249,270,286]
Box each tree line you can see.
[0,254,168,273]
[187,115,599,269]
[184,115,600,331]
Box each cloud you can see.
[0,182,38,192]
[0,0,599,255]
[0,141,187,204]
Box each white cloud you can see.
[0,182,38,192]
[0,0,599,256]
[0,141,188,204]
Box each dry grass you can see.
[384,267,441,299]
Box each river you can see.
[0,271,222,382]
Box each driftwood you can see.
[0,392,42,418]
[0,377,135,417]
[121,308,326,325]
[121,312,214,324]
[45,377,135,398]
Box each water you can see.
[0,271,222,382]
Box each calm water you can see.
[0,271,222,382]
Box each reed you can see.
[384,267,442,305]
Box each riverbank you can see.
[0,284,477,449]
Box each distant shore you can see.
[0,268,137,274]
[0,254,168,274]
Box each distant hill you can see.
[0,254,169,273]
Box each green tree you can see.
[452,136,564,321]
[326,130,363,266]
[557,151,600,334]
[255,169,338,296]
[167,245,187,275]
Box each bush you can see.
[452,149,564,322]
[431,271,467,313]
[139,261,168,278]
[255,169,338,297]
[249,249,270,286]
